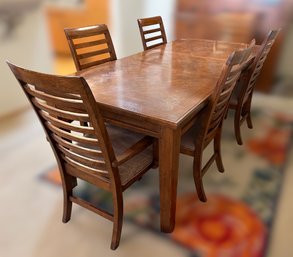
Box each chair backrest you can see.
[202,44,255,146]
[7,61,119,189]
[137,16,167,50]
[238,29,280,103]
[64,24,117,71]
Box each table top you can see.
[76,39,247,128]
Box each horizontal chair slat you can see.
[209,112,224,131]
[46,122,99,146]
[145,43,165,50]
[25,86,86,113]
[225,75,240,86]
[68,30,106,39]
[80,57,113,69]
[143,28,162,35]
[215,98,228,112]
[31,98,90,122]
[74,39,108,49]
[64,162,110,191]
[78,48,110,59]
[139,17,161,27]
[211,108,224,124]
[249,80,257,89]
[217,91,232,108]
[219,86,233,99]
[34,86,82,100]
[57,144,107,170]
[145,35,163,43]
[39,111,94,134]
[228,66,242,78]
[52,134,103,159]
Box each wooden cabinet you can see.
[45,0,109,55]
[175,0,293,92]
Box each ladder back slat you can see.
[145,35,163,43]
[39,111,94,134]
[46,122,100,146]
[52,134,103,159]
[26,86,86,114]
[77,48,110,59]
[80,58,113,70]
[74,39,108,49]
[63,155,109,178]
[143,28,162,35]
[57,144,106,170]
[32,98,90,122]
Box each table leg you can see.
[159,127,180,233]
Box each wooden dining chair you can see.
[227,29,280,145]
[180,44,255,202]
[7,61,155,250]
[137,16,167,51]
[64,24,117,71]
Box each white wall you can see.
[0,6,53,118]
[144,0,176,41]
[111,0,176,58]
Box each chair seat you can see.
[77,124,153,188]
[107,125,153,187]
[181,122,214,156]
[180,124,197,156]
[118,146,152,187]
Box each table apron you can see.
[100,106,161,137]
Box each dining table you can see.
[75,38,249,233]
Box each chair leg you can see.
[193,154,207,202]
[62,174,77,223]
[224,107,229,119]
[152,139,159,169]
[111,189,123,250]
[62,191,73,223]
[243,97,253,129]
[214,130,225,173]
[234,108,243,145]
[246,112,253,129]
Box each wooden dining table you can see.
[75,39,248,233]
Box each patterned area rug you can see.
[42,105,293,257]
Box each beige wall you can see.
[0,7,53,118]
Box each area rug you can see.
[41,104,293,257]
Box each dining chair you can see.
[227,29,280,145]
[180,44,255,202]
[137,16,167,51]
[64,24,117,71]
[7,61,155,250]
